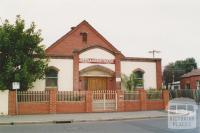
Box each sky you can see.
[0,0,200,67]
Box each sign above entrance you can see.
[79,58,115,64]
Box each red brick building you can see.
[32,20,162,91]
[6,20,167,115]
[180,69,200,89]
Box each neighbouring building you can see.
[32,20,162,91]
[180,69,200,90]
[169,81,181,90]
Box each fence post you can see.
[86,91,92,112]
[49,89,57,114]
[139,89,147,111]
[162,90,169,111]
[116,90,124,112]
[8,91,17,115]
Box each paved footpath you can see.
[0,111,167,125]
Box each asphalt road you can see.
[0,117,199,133]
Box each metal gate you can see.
[92,90,117,112]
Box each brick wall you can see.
[8,91,16,115]
[8,90,169,115]
[156,60,162,89]
[45,21,120,57]
[124,101,141,111]
[123,90,167,111]
[180,76,200,89]
[73,51,80,91]
[146,100,164,110]
[115,53,121,90]
[18,103,49,115]
[56,102,85,113]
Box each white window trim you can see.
[45,73,58,88]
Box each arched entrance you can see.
[79,65,115,91]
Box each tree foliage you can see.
[121,72,143,91]
[163,58,197,89]
[0,15,48,90]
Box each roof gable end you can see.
[45,20,123,57]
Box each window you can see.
[80,32,87,44]
[196,80,200,90]
[185,83,190,89]
[45,68,58,88]
[134,70,144,88]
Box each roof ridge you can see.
[181,68,200,78]
[45,20,87,52]
[45,20,123,57]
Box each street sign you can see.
[12,82,20,90]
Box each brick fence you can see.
[8,90,169,115]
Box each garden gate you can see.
[92,90,117,112]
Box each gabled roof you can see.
[45,20,123,57]
[181,69,200,78]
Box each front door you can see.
[87,77,107,91]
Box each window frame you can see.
[45,68,59,88]
[133,69,145,88]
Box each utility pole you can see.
[148,50,160,58]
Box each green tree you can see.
[163,58,197,89]
[163,63,174,89]
[0,15,48,90]
[121,72,143,91]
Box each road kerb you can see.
[0,115,167,125]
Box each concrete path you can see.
[0,111,167,125]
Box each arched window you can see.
[134,68,145,88]
[45,68,58,88]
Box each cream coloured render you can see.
[79,48,115,59]
[32,59,73,91]
[79,48,115,71]
[32,48,158,91]
[121,61,157,90]
[0,90,9,115]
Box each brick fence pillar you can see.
[49,89,57,114]
[117,90,124,112]
[162,90,169,110]
[139,89,147,111]
[86,91,92,112]
[8,91,16,115]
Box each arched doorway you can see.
[80,65,115,91]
